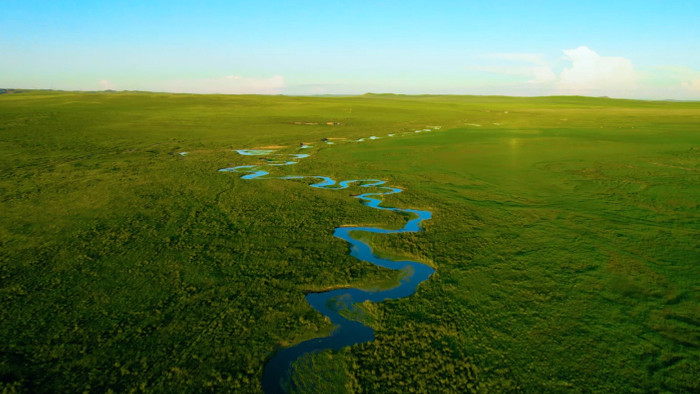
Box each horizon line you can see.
[1,88,698,103]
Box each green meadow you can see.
[1,91,698,392]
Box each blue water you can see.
[219,148,434,393]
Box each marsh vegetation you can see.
[0,91,698,392]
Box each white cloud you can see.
[469,47,647,97]
[557,46,637,94]
[681,78,700,92]
[151,75,285,94]
[531,65,558,84]
[469,65,556,84]
[98,79,115,90]
[469,53,556,84]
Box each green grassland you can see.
[1,91,698,392]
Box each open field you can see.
[1,91,698,392]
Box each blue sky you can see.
[1,0,698,98]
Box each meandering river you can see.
[219,147,435,393]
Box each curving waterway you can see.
[219,147,435,393]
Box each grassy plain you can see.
[0,91,698,392]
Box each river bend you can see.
[219,147,435,393]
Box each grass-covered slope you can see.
[0,91,698,392]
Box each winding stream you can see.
[219,146,435,393]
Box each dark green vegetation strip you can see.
[1,91,698,392]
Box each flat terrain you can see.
[1,91,698,392]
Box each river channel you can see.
[219,147,434,393]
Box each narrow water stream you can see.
[219,147,434,393]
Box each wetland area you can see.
[0,91,698,392]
